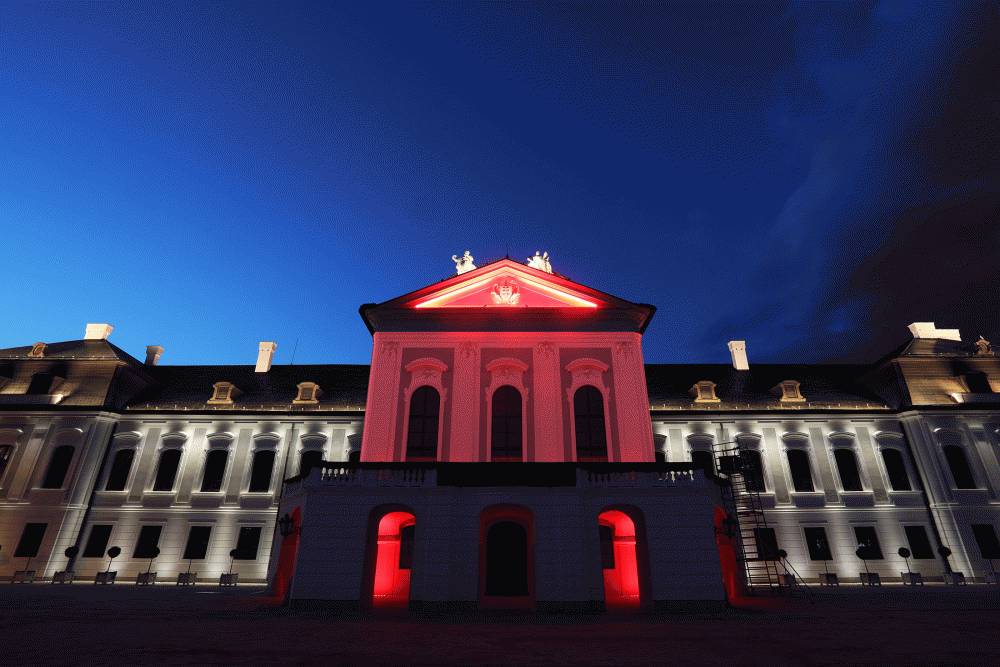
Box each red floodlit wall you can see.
[360,331,655,463]
[271,507,301,601]
[713,506,742,602]
[371,510,416,608]
[599,509,642,610]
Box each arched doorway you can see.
[598,509,643,611]
[371,510,416,609]
[480,506,534,609]
[271,507,301,601]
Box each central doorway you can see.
[480,506,534,609]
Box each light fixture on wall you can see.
[278,513,299,537]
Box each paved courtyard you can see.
[2,584,1000,665]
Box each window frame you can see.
[404,385,442,461]
[82,524,114,558]
[233,526,263,560]
[831,442,865,492]
[489,384,525,462]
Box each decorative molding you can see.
[534,341,555,358]
[403,357,449,402]
[458,341,479,360]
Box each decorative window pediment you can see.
[208,382,240,405]
[294,382,322,405]
[773,380,806,403]
[486,358,530,397]
[403,357,449,401]
[28,342,46,358]
[689,380,720,403]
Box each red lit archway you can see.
[713,506,743,602]
[479,505,534,609]
[368,509,416,609]
[598,509,644,611]
[271,507,301,602]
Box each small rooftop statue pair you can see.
[451,250,553,275]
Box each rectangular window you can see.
[971,524,1000,560]
[14,523,47,558]
[83,525,113,558]
[903,525,935,559]
[133,525,163,559]
[804,527,832,561]
[182,526,212,560]
[754,527,780,560]
[853,526,884,560]
[234,526,262,560]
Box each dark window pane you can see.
[234,527,262,560]
[83,525,113,558]
[574,386,608,460]
[183,526,212,560]
[42,445,75,489]
[653,434,667,462]
[133,525,162,559]
[904,525,934,559]
[943,445,977,489]
[26,373,54,394]
[599,524,615,569]
[105,449,135,491]
[348,450,361,463]
[881,449,911,491]
[248,450,275,492]
[787,449,814,492]
[0,445,13,481]
[853,526,884,560]
[200,449,228,492]
[485,521,529,596]
[834,449,863,491]
[299,450,323,477]
[153,449,182,491]
[754,527,780,560]
[971,524,1000,560]
[406,386,440,460]
[398,524,415,569]
[742,450,766,492]
[965,373,992,393]
[491,386,523,460]
[654,450,666,463]
[804,527,832,561]
[691,450,714,474]
[14,523,47,558]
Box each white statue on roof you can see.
[527,250,552,273]
[452,250,476,275]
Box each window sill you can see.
[839,491,875,507]
[951,488,990,504]
[790,491,826,508]
[887,490,924,507]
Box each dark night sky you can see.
[2,2,997,365]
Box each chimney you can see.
[727,340,749,371]
[145,345,164,366]
[255,341,277,373]
[907,322,961,342]
[84,323,114,341]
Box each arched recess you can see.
[479,505,534,609]
[271,506,301,602]
[597,506,651,611]
[362,505,417,610]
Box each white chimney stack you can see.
[145,345,164,366]
[728,340,749,371]
[255,341,277,373]
[907,322,961,342]
[84,323,114,340]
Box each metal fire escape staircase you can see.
[712,440,781,591]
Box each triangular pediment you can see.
[409,263,601,309]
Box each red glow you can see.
[271,507,301,601]
[372,511,416,609]
[410,265,600,309]
[598,510,641,610]
[713,506,743,602]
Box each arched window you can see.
[41,445,74,488]
[691,450,714,474]
[786,449,814,492]
[598,509,645,610]
[943,445,977,489]
[881,448,911,491]
[200,449,228,492]
[833,448,863,491]
[370,509,416,609]
[152,449,182,491]
[105,449,135,491]
[0,445,13,482]
[248,450,275,492]
[574,386,608,461]
[299,449,323,477]
[741,449,765,492]
[491,386,523,461]
[406,386,440,460]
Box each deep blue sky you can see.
[3,2,998,365]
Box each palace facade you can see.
[1,256,998,610]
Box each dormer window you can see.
[294,382,322,405]
[689,380,720,403]
[208,381,240,405]
[26,372,63,395]
[28,342,46,358]
[774,380,806,403]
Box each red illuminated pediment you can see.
[410,264,599,309]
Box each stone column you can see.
[448,341,481,461]
[761,427,790,504]
[360,335,402,461]
[532,341,563,462]
[854,425,889,504]
[808,426,838,503]
[610,337,654,462]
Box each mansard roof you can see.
[127,364,370,412]
[360,258,656,334]
[0,339,143,364]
